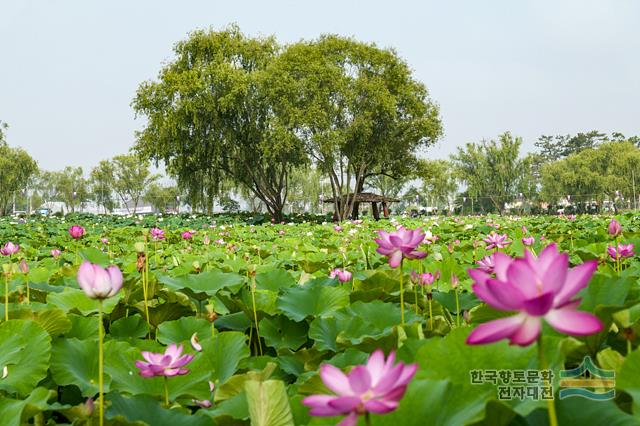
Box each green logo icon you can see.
[559,356,615,401]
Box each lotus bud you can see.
[190,332,202,352]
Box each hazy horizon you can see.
[1,0,639,172]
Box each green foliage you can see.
[416,159,457,211]
[540,141,640,208]
[0,320,51,396]
[144,183,180,214]
[451,132,534,214]
[0,129,39,215]
[133,25,306,218]
[269,35,443,220]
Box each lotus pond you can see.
[0,213,639,426]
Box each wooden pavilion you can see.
[322,192,400,220]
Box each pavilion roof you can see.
[322,192,400,203]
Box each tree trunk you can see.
[372,202,380,220]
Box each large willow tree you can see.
[133,26,306,218]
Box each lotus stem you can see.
[98,300,104,426]
[455,289,460,327]
[250,272,263,356]
[537,337,558,426]
[428,293,433,331]
[399,260,405,327]
[365,412,372,426]
[163,376,170,406]
[4,272,8,321]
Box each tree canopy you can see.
[268,35,442,220]
[451,132,533,214]
[133,26,306,220]
[540,141,640,209]
[0,122,39,215]
[133,28,442,220]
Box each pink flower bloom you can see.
[522,236,535,246]
[101,238,109,245]
[203,235,211,245]
[607,243,635,260]
[567,214,576,221]
[467,244,603,346]
[77,261,123,300]
[69,225,85,239]
[476,254,497,274]
[18,259,29,274]
[51,249,61,258]
[374,227,426,268]
[302,349,417,426]
[330,268,352,283]
[135,343,194,377]
[334,225,343,232]
[482,233,511,250]
[0,242,19,256]
[181,230,195,240]
[451,274,459,289]
[150,227,165,240]
[410,271,435,287]
[608,219,622,237]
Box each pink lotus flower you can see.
[51,249,61,258]
[181,230,195,240]
[0,242,19,256]
[69,225,85,239]
[77,261,123,300]
[150,228,165,240]
[101,238,109,245]
[482,233,511,250]
[608,219,622,237]
[18,259,29,274]
[302,349,417,426]
[467,244,602,346]
[451,273,459,289]
[330,268,352,283]
[410,271,435,286]
[334,225,343,232]
[522,236,535,246]
[374,227,426,268]
[135,343,194,377]
[203,235,211,245]
[607,243,635,260]
[567,214,576,221]
[476,254,498,274]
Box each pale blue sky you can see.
[1,0,639,171]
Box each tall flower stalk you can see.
[537,336,558,426]
[466,244,603,426]
[135,343,193,407]
[374,227,426,327]
[78,261,123,426]
[1,242,19,321]
[248,268,263,356]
